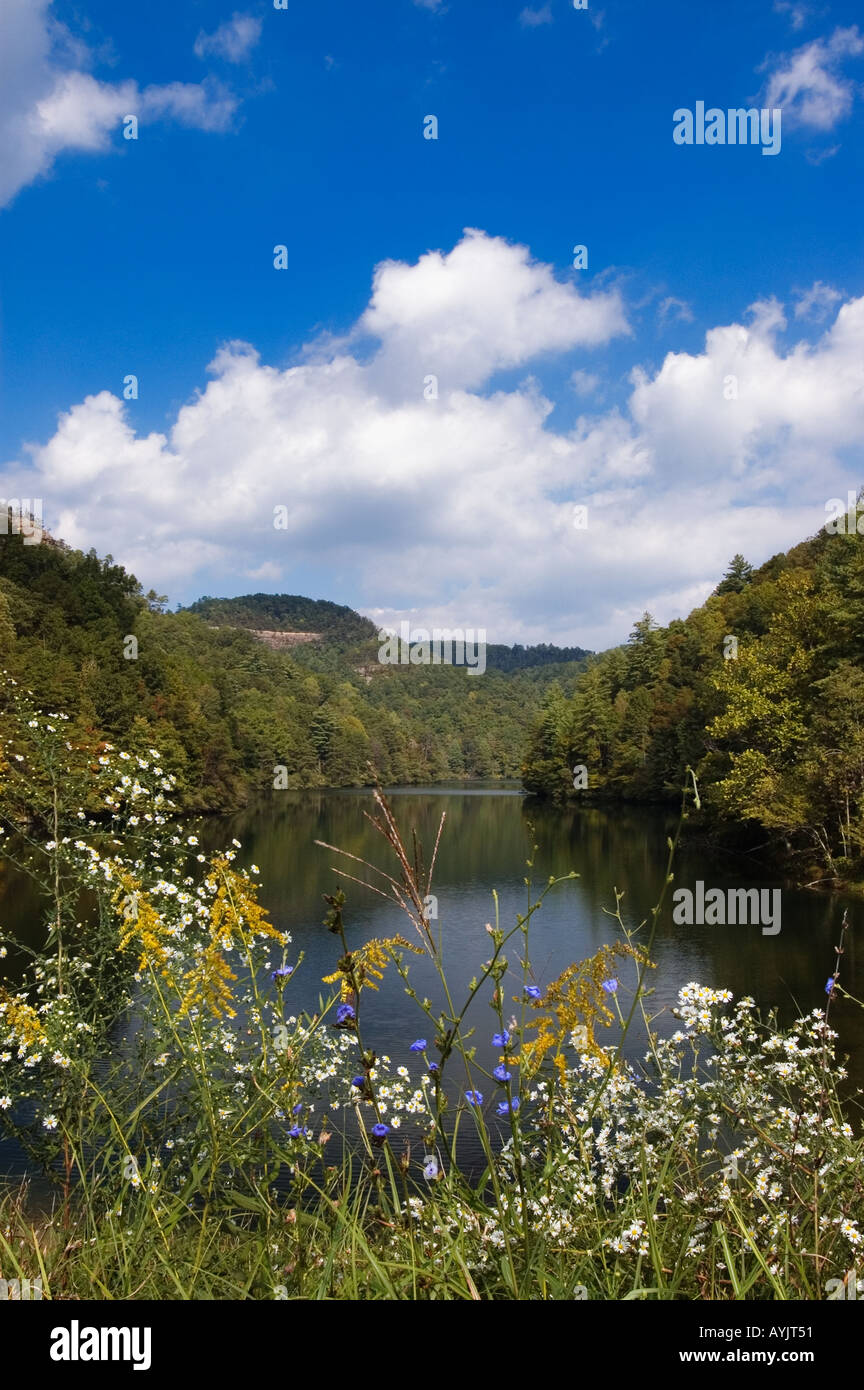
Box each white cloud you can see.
[657,296,694,326]
[0,0,238,209]
[359,228,628,393]
[519,6,553,28]
[794,280,843,320]
[762,26,864,130]
[569,370,601,396]
[774,1,812,32]
[628,294,864,482]
[5,230,863,649]
[194,13,262,64]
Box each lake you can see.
[1,782,862,1186]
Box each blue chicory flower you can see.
[601,978,619,994]
[493,1064,512,1084]
[492,1031,510,1048]
[288,1125,308,1139]
[428,1062,439,1073]
[422,1155,440,1180]
[271,966,294,981]
[465,1090,484,1106]
[371,1123,390,1139]
[351,1075,365,1088]
[336,1003,356,1025]
[497,1098,519,1117]
[825,977,836,995]
[524,985,542,1000]
[410,1039,427,1052]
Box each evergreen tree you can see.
[716,554,755,595]
[521,684,572,799]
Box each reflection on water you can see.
[1,783,861,1186]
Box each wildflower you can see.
[42,1114,59,1131]
[428,1062,439,1073]
[410,1039,427,1052]
[292,1102,303,1115]
[271,966,294,982]
[497,1098,519,1116]
[288,1125,309,1139]
[0,1096,11,1110]
[423,1155,440,1180]
[465,1090,484,1106]
[251,864,260,875]
[352,1075,365,1088]
[371,1122,390,1140]
[601,979,618,994]
[524,985,542,1000]
[493,1064,512,1084]
[825,977,836,996]
[336,1003,356,1025]
[187,836,199,846]
[492,1031,510,1048]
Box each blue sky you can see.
[1,0,863,647]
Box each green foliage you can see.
[0,532,586,811]
[716,553,755,595]
[522,521,864,883]
[484,641,590,672]
[187,592,378,643]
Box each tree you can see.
[521,685,571,799]
[716,554,754,595]
[624,613,663,689]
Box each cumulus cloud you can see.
[762,26,864,130]
[0,0,238,208]
[359,228,628,393]
[628,294,864,483]
[194,13,262,64]
[3,230,861,649]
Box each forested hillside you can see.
[188,595,589,671]
[188,593,377,643]
[0,530,586,809]
[522,510,864,883]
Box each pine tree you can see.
[716,554,754,595]
[521,684,571,799]
[624,612,663,689]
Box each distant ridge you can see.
[186,594,591,670]
[186,594,377,644]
